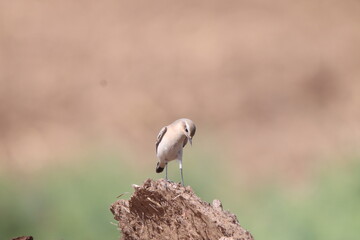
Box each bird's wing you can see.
[155,126,167,153]
[182,138,188,147]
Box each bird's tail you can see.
[156,162,164,173]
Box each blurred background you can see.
[1,0,360,239]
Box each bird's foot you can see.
[165,179,174,183]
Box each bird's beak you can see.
[184,129,193,146]
[188,136,192,146]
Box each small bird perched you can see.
[155,118,196,186]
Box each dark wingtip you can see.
[156,162,164,173]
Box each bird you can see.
[155,118,196,186]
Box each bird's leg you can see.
[178,159,184,186]
[165,162,168,181]
[176,149,184,186]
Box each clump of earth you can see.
[110,179,254,240]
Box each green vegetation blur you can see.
[1,150,359,240]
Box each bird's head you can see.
[181,119,196,145]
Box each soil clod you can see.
[110,179,254,240]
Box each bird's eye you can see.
[185,128,188,132]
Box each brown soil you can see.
[11,237,33,240]
[110,179,254,240]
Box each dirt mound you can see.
[110,179,254,240]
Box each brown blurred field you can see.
[1,0,360,181]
